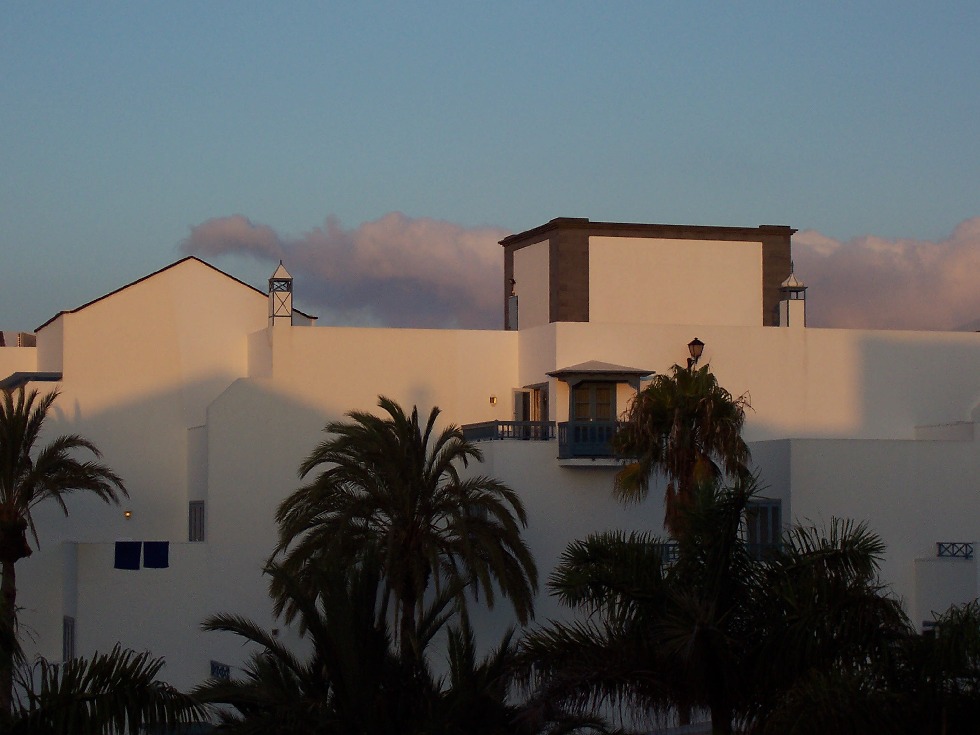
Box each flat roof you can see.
[500,217,796,248]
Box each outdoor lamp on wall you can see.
[124,510,133,519]
[489,395,497,406]
[687,337,705,369]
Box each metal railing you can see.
[937,542,974,559]
[658,542,781,566]
[461,421,555,442]
[557,420,625,459]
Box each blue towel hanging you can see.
[143,541,170,568]
[114,541,141,570]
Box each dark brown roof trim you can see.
[500,217,796,248]
[35,256,317,332]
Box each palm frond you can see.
[11,644,205,735]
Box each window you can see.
[189,501,206,542]
[573,382,614,421]
[63,616,76,661]
[744,500,781,559]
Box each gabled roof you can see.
[35,256,316,332]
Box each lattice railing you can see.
[937,542,974,559]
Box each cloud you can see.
[793,218,980,331]
[182,212,508,329]
[182,212,980,332]
[182,215,283,260]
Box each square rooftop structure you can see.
[501,218,795,330]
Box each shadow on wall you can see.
[24,373,528,693]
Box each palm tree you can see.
[518,481,910,735]
[744,518,912,733]
[436,617,614,735]
[204,558,600,735]
[274,396,537,663]
[612,364,750,535]
[10,644,206,735]
[198,557,452,735]
[520,481,758,734]
[0,386,127,719]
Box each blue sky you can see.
[3,2,979,330]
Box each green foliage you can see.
[200,558,600,735]
[896,600,980,735]
[202,396,624,734]
[10,644,206,735]
[274,396,537,662]
[745,518,912,732]
[612,365,750,534]
[198,559,419,735]
[0,387,127,554]
[519,479,916,735]
[0,386,128,718]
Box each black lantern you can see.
[687,337,705,369]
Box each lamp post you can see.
[687,337,704,370]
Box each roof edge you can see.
[35,256,317,332]
[500,217,797,247]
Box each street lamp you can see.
[687,337,704,370]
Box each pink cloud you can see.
[793,218,980,331]
[182,211,980,332]
[182,215,283,260]
[182,212,508,329]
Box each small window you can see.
[573,382,615,421]
[745,500,781,559]
[63,616,76,661]
[189,501,206,542]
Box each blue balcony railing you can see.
[461,421,555,442]
[937,542,974,559]
[557,421,625,459]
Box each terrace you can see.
[461,419,626,461]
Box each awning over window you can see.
[546,361,652,389]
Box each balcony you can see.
[462,421,555,442]
[461,420,628,463]
[937,542,974,559]
[557,420,625,460]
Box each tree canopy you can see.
[275,396,538,663]
[613,364,750,534]
[0,386,127,721]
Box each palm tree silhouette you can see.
[274,395,537,664]
[0,386,127,719]
[613,364,750,535]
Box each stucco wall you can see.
[0,345,37,376]
[74,542,212,687]
[542,322,980,440]
[15,252,980,696]
[588,236,762,327]
[787,437,980,623]
[512,240,550,330]
[264,324,519,425]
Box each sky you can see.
[3,2,979,331]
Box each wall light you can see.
[124,510,133,519]
[489,395,497,406]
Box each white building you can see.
[3,217,979,691]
